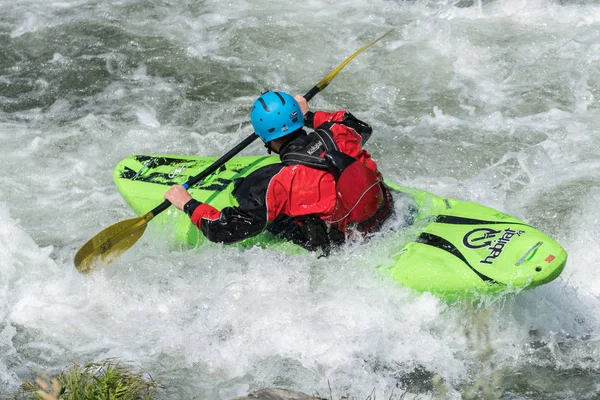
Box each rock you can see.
[232,388,325,400]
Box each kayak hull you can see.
[114,154,567,301]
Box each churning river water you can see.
[2,0,600,398]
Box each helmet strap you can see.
[264,141,273,155]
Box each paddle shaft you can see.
[148,86,323,218]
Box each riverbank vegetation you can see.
[9,359,159,400]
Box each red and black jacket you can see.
[184,110,392,250]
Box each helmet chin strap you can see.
[264,141,273,155]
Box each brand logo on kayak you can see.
[463,227,501,249]
[168,164,188,179]
[462,227,525,265]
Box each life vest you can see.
[282,127,392,234]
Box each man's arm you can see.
[164,185,268,244]
[189,202,268,244]
[294,94,373,145]
[164,163,286,244]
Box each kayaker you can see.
[164,91,393,256]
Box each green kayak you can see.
[114,154,567,301]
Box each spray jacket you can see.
[183,109,393,252]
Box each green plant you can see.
[11,359,160,400]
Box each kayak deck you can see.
[114,154,567,301]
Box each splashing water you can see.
[2,0,600,398]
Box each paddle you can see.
[74,29,393,273]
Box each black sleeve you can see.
[199,206,267,244]
[196,163,286,244]
[304,111,316,129]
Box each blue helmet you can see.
[250,91,304,142]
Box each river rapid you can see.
[1,0,600,398]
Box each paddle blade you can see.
[314,29,393,92]
[74,215,151,273]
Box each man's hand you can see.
[294,95,309,115]
[164,185,193,211]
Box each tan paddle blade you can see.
[74,213,153,273]
[314,29,393,92]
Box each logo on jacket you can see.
[462,227,525,265]
[307,142,322,155]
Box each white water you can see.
[1,0,600,398]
